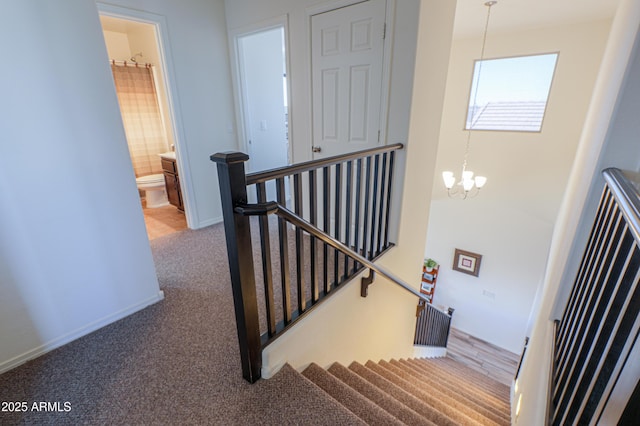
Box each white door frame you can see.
[96,3,196,229]
[228,15,293,169]
[306,0,395,157]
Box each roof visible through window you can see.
[465,53,559,132]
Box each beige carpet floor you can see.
[0,223,361,425]
[0,220,513,425]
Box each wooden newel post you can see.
[210,152,262,383]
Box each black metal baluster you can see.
[256,183,276,336]
[344,160,353,279]
[309,170,319,302]
[276,177,292,324]
[362,157,372,260]
[376,153,388,256]
[383,151,396,249]
[369,154,380,260]
[334,163,342,285]
[353,158,363,272]
[323,166,330,293]
[293,173,306,313]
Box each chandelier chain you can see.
[464,1,494,175]
[443,1,495,198]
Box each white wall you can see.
[237,28,289,173]
[225,0,415,165]
[223,0,458,376]
[425,20,612,353]
[514,0,640,422]
[0,0,238,373]
[0,0,164,373]
[101,0,237,228]
[426,200,552,352]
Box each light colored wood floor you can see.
[446,327,521,386]
[141,199,188,240]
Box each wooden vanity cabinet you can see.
[161,157,184,212]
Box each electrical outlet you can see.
[482,289,495,299]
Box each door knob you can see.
[312,146,322,153]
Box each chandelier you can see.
[443,1,496,199]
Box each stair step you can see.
[437,356,512,398]
[379,360,510,426]
[302,363,403,426]
[349,361,459,426]
[367,360,502,426]
[295,357,512,425]
[394,359,511,419]
[269,364,368,425]
[327,362,436,426]
[411,358,508,405]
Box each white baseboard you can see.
[195,215,223,229]
[261,351,287,379]
[413,345,447,359]
[0,291,165,374]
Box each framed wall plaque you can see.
[452,248,482,277]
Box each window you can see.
[465,53,559,132]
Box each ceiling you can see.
[453,0,621,39]
[100,2,621,40]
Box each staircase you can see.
[301,356,511,425]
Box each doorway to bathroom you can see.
[98,8,188,240]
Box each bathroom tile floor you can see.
[141,199,188,240]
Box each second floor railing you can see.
[212,145,410,383]
[214,144,456,384]
[549,168,640,424]
[414,301,454,347]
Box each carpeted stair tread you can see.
[327,362,436,426]
[405,358,510,412]
[410,358,508,402]
[421,357,510,399]
[418,357,510,400]
[364,360,489,426]
[394,359,511,417]
[389,359,510,423]
[400,358,510,415]
[258,363,368,425]
[368,360,504,426]
[437,357,511,398]
[302,363,404,426]
[379,360,511,426]
[443,354,513,387]
[348,361,460,426]
[406,359,510,403]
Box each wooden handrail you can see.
[212,144,412,383]
[235,201,429,303]
[246,143,403,185]
[603,168,640,244]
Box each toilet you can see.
[136,174,169,208]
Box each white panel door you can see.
[311,0,386,159]
[238,27,289,173]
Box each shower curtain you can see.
[111,62,168,177]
